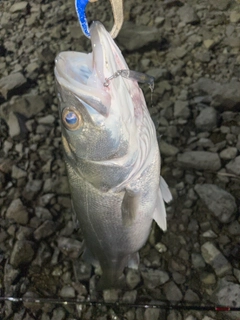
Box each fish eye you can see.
[62,107,83,130]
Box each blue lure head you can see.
[75,0,91,38]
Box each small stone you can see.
[126,269,141,289]
[34,220,57,240]
[118,22,159,51]
[122,290,137,304]
[200,272,216,285]
[178,5,200,25]
[174,100,190,119]
[0,73,27,99]
[177,151,221,171]
[11,165,27,179]
[219,147,237,160]
[195,107,217,131]
[163,281,183,302]
[141,269,169,289]
[6,198,29,225]
[194,184,237,223]
[201,242,232,277]
[191,253,206,268]
[7,112,21,138]
[203,39,215,50]
[103,289,118,303]
[9,2,28,13]
[226,155,240,175]
[57,237,82,259]
[184,289,200,302]
[23,179,43,201]
[59,285,75,298]
[159,140,179,157]
[10,240,34,268]
[230,11,240,23]
[37,115,55,125]
[144,308,160,320]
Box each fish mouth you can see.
[54,21,128,113]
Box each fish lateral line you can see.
[104,69,155,92]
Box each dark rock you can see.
[194,184,237,223]
[177,151,221,171]
[6,198,29,225]
[57,237,82,259]
[163,281,183,302]
[34,220,57,240]
[195,107,217,131]
[0,72,27,99]
[226,156,240,176]
[23,179,43,201]
[178,5,200,25]
[117,22,160,51]
[141,268,169,289]
[10,240,35,268]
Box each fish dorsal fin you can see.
[160,176,172,203]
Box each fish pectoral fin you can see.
[121,188,141,226]
[127,252,140,269]
[160,176,172,203]
[153,187,167,232]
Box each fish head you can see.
[55,21,143,162]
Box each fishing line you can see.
[0,296,239,312]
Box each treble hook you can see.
[75,0,123,39]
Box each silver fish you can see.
[54,21,172,289]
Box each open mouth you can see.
[54,21,128,109]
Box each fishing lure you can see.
[75,0,123,38]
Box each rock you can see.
[211,280,240,319]
[230,11,240,23]
[43,176,70,194]
[0,95,46,120]
[103,289,118,303]
[11,164,27,179]
[144,308,160,320]
[57,237,82,259]
[219,147,237,160]
[203,39,215,50]
[0,72,27,99]
[159,140,179,156]
[122,290,137,303]
[7,112,22,138]
[37,114,55,125]
[209,0,231,10]
[174,100,190,119]
[59,285,75,298]
[194,184,237,223]
[191,253,206,268]
[10,240,35,268]
[34,220,57,240]
[192,77,221,96]
[178,5,200,25]
[23,179,43,200]
[118,22,160,51]
[195,107,217,131]
[201,242,232,277]
[212,80,240,111]
[177,151,221,171]
[141,268,169,289]
[6,198,29,225]
[163,281,183,302]
[226,155,240,175]
[126,269,141,289]
[38,47,55,63]
[9,2,28,13]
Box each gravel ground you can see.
[0,0,240,319]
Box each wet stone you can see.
[177,151,221,171]
[194,184,237,223]
[163,281,183,302]
[141,268,169,289]
[57,237,82,259]
[201,242,232,277]
[6,198,29,225]
[34,220,57,240]
[10,240,35,268]
[126,269,141,289]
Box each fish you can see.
[54,21,172,289]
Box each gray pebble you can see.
[194,184,237,223]
[144,308,160,320]
[34,220,57,240]
[10,240,34,268]
[226,155,240,175]
[57,237,82,259]
[141,268,169,289]
[163,281,183,302]
[6,198,29,225]
[0,72,27,99]
[59,285,75,298]
[195,107,217,131]
[201,242,232,277]
[174,100,190,119]
[178,5,200,25]
[177,151,221,171]
[126,268,141,289]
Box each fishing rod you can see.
[0,296,239,312]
